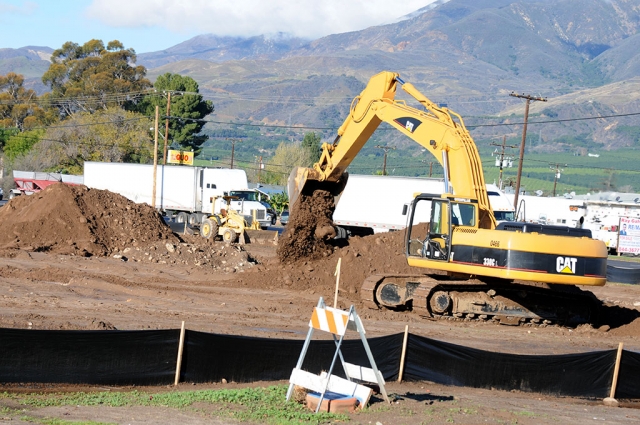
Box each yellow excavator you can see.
[288,71,608,326]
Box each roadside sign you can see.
[617,216,640,254]
[168,150,194,165]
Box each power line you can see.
[523,157,640,173]
[0,89,161,106]
[3,88,639,131]
[22,116,150,131]
[466,111,640,128]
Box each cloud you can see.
[85,0,434,39]
[0,1,37,15]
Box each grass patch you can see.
[609,254,640,263]
[1,385,347,425]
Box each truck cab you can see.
[226,189,271,228]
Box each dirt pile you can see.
[0,183,259,270]
[243,228,416,308]
[111,235,256,271]
[276,190,336,262]
[0,183,178,256]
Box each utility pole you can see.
[163,92,172,165]
[550,163,565,197]
[257,155,263,184]
[421,160,434,177]
[510,92,547,208]
[152,105,159,208]
[375,145,395,176]
[227,138,241,169]
[490,136,517,190]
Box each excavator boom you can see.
[289,71,495,229]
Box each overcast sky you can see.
[0,0,436,53]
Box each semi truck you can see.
[329,174,515,236]
[83,162,271,229]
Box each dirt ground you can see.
[1,184,640,424]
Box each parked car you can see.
[261,201,277,225]
[280,210,289,226]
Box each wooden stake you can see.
[174,321,186,386]
[333,258,342,308]
[609,342,624,399]
[398,325,409,382]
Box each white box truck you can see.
[330,174,515,236]
[83,162,271,228]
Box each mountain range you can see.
[2,0,640,152]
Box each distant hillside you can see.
[138,34,310,68]
[3,0,640,153]
[0,46,51,93]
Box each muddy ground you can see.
[1,184,640,424]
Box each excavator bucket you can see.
[287,166,349,210]
[287,167,311,209]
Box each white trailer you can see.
[583,200,640,252]
[508,195,586,227]
[83,162,270,228]
[330,175,515,236]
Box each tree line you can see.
[1,38,323,194]
[0,39,213,177]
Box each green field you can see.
[194,128,640,195]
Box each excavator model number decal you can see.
[483,258,497,267]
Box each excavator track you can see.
[361,274,601,327]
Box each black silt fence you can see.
[403,334,616,398]
[180,331,403,383]
[617,349,640,399]
[1,327,639,399]
[0,328,179,385]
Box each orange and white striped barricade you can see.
[286,297,389,412]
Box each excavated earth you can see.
[1,183,640,424]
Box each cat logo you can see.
[556,256,577,274]
[405,121,414,132]
[394,117,422,133]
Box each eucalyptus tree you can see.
[42,39,152,116]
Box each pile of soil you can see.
[243,227,417,309]
[271,184,418,308]
[0,184,178,256]
[0,184,257,271]
[276,190,336,262]
[110,235,256,272]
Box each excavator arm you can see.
[288,71,496,229]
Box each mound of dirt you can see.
[0,183,179,256]
[110,235,257,271]
[276,190,336,262]
[243,227,416,308]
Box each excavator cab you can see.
[424,198,452,261]
[406,194,478,262]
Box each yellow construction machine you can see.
[288,71,608,326]
[200,196,255,244]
